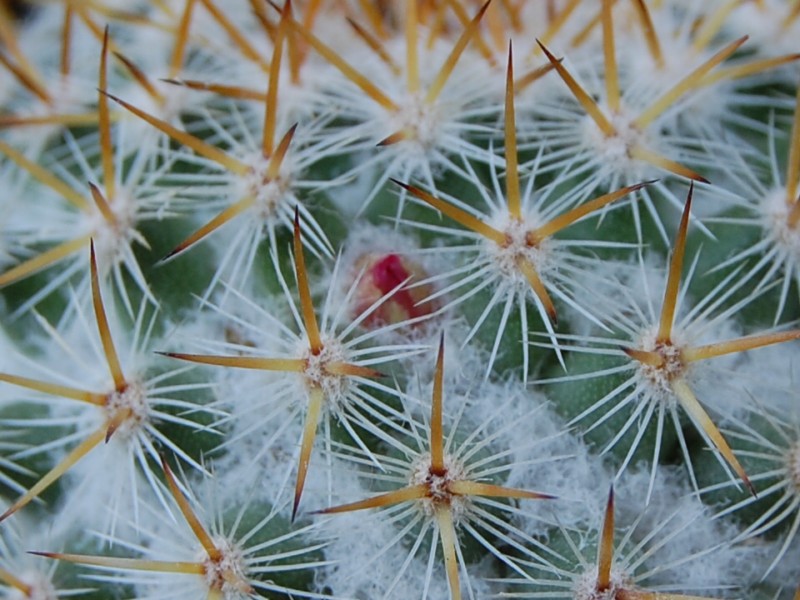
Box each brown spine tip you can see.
[159,245,185,263]
[390,178,411,191]
[377,131,405,146]
[744,475,757,498]
[535,39,558,64]
[597,485,615,592]
[547,305,558,327]
[28,551,58,559]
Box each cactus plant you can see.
[1,1,800,599]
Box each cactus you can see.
[1,1,800,598]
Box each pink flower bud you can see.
[352,253,437,328]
